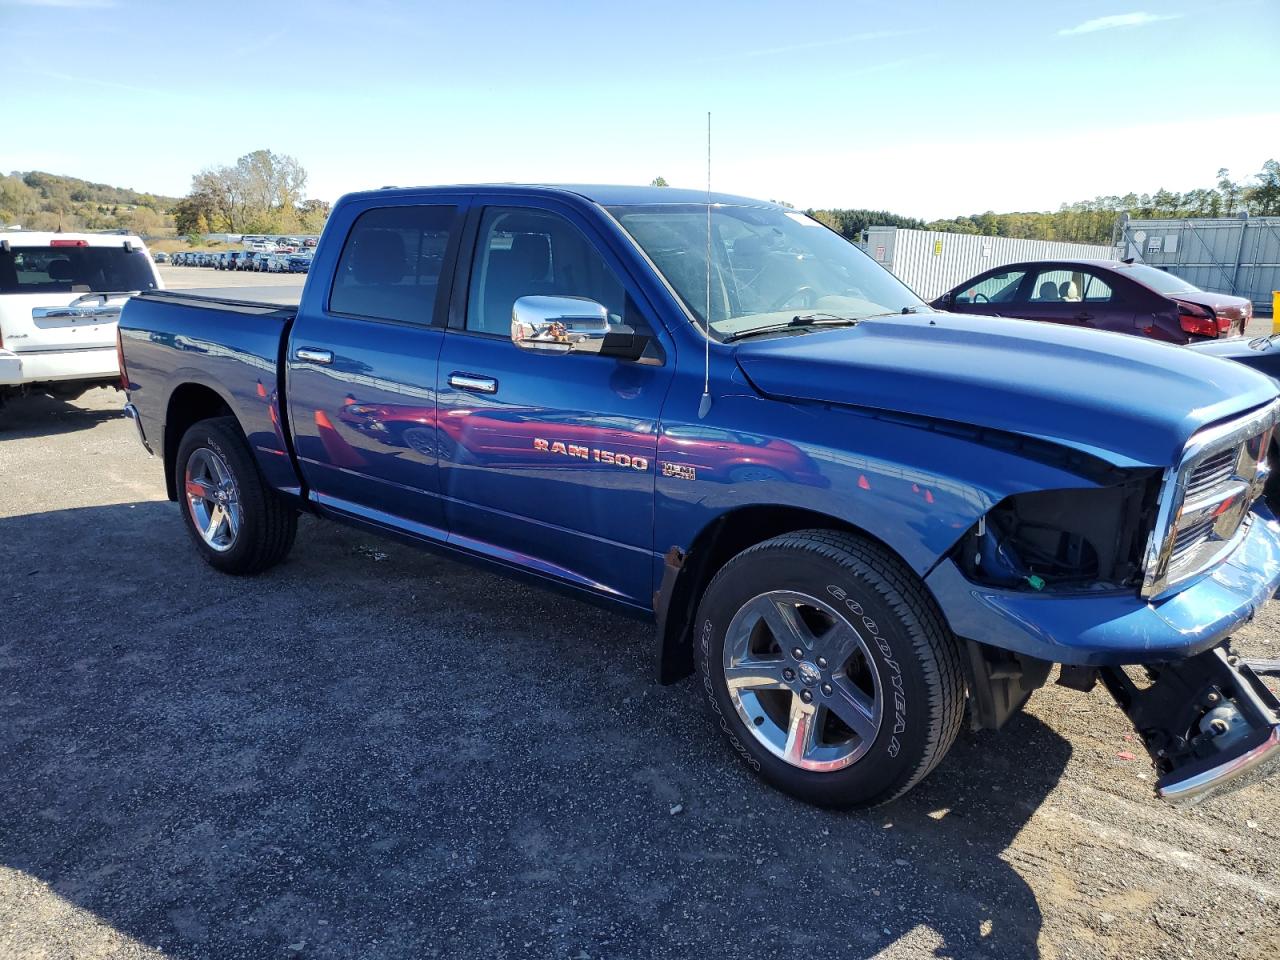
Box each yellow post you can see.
[1274,291,1280,335]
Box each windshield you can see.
[607,204,925,339]
[1119,263,1200,295]
[0,245,158,294]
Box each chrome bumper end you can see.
[124,402,153,456]
[1104,647,1280,805]
[1158,721,1280,804]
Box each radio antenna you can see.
[698,110,713,419]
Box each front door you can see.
[435,199,673,606]
[287,199,464,534]
[945,267,1028,317]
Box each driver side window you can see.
[465,206,644,337]
[955,270,1026,305]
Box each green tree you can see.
[298,198,331,234]
[649,176,669,187]
[173,192,218,235]
[187,149,309,233]
[121,205,168,238]
[806,208,924,240]
[1217,168,1243,215]
[1245,159,1280,216]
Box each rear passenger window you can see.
[1029,268,1113,303]
[329,205,457,323]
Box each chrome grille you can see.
[1185,448,1240,501]
[1143,401,1279,599]
[1168,515,1216,570]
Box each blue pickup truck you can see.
[118,184,1280,807]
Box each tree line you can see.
[1,150,331,243]
[7,157,1278,247]
[922,161,1280,244]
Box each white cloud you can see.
[1059,12,1183,36]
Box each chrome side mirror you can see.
[511,295,610,355]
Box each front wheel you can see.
[694,530,965,807]
[176,416,297,575]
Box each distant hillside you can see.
[0,170,177,236]
[17,171,179,209]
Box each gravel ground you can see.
[0,271,1277,959]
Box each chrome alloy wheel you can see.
[184,447,242,553]
[723,590,883,772]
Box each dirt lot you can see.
[0,270,1278,959]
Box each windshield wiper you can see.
[723,313,860,343]
[859,305,931,320]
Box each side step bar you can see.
[1100,646,1280,805]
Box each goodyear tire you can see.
[694,530,965,808]
[175,416,297,575]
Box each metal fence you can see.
[862,227,1117,300]
[1119,217,1280,312]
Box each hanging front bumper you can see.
[1101,646,1280,805]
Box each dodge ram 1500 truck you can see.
[117,185,1280,808]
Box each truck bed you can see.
[134,289,299,314]
[165,286,302,308]
[118,289,302,496]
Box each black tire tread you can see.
[177,416,297,575]
[704,528,966,806]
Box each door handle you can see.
[296,347,333,365]
[1074,312,1093,322]
[448,372,498,394]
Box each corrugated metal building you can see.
[1118,217,1280,311]
[862,227,1117,300]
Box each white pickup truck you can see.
[0,231,161,412]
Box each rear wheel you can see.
[694,530,965,807]
[176,416,297,574]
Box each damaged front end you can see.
[938,400,1280,802]
[1099,648,1280,804]
[953,471,1160,595]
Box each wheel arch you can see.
[162,381,236,500]
[655,504,905,683]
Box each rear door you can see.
[0,238,159,354]
[286,196,467,534]
[1015,265,1132,331]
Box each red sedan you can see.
[932,259,1252,344]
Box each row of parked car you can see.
[158,250,313,273]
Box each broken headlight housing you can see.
[957,472,1162,593]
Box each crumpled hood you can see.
[734,312,1278,467]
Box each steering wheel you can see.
[770,285,818,311]
[973,293,990,304]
